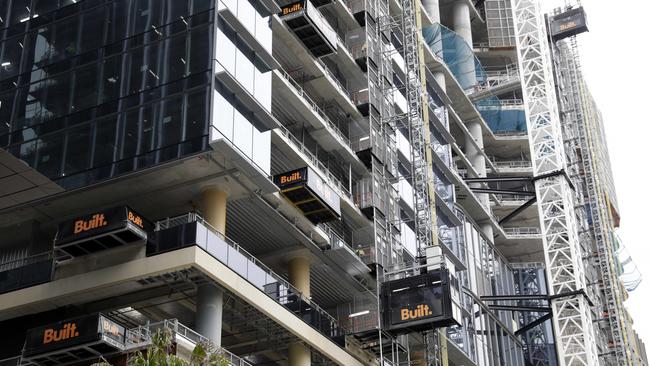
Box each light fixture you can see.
[348,310,370,318]
[0,62,10,67]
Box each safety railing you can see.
[314,58,354,101]
[125,319,251,366]
[470,65,520,95]
[494,194,532,203]
[276,124,352,199]
[475,98,524,108]
[276,68,351,148]
[150,213,348,342]
[0,251,54,295]
[489,159,532,169]
[503,227,541,237]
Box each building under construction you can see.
[0,0,646,365]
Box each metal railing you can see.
[276,68,352,148]
[503,227,541,237]
[0,251,52,272]
[153,213,348,339]
[489,159,532,169]
[276,124,352,199]
[314,58,352,99]
[125,319,251,366]
[475,98,524,108]
[494,194,532,203]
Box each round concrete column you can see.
[288,256,311,298]
[452,1,473,45]
[465,120,489,209]
[202,187,228,234]
[480,223,494,243]
[422,0,441,22]
[196,187,227,346]
[466,120,486,178]
[287,256,311,366]
[451,1,477,89]
[196,285,224,346]
[288,343,311,366]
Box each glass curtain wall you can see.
[446,208,526,366]
[0,0,215,189]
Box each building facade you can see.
[0,0,645,366]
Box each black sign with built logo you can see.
[23,314,124,357]
[381,270,457,334]
[55,206,149,246]
[280,0,306,16]
[550,7,588,40]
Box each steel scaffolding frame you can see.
[510,0,598,365]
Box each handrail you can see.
[276,124,352,198]
[276,68,352,147]
[489,159,532,168]
[0,251,53,272]
[503,227,541,236]
[153,213,348,337]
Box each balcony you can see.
[272,68,366,174]
[0,252,53,295]
[148,213,347,345]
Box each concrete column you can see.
[480,223,494,243]
[287,256,311,366]
[288,343,311,366]
[451,1,477,89]
[288,256,311,298]
[202,187,228,234]
[466,121,486,178]
[196,186,228,345]
[451,1,472,43]
[422,0,441,22]
[465,120,489,208]
[196,285,224,346]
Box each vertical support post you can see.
[288,256,311,298]
[288,255,311,366]
[202,187,228,234]
[196,186,228,345]
[196,285,224,346]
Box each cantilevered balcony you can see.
[148,213,347,345]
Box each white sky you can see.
[544,0,650,346]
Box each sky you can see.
[544,0,650,345]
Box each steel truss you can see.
[510,0,598,365]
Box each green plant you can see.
[128,328,229,366]
[191,341,230,366]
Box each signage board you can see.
[273,167,341,218]
[382,270,458,334]
[280,0,306,16]
[305,168,341,217]
[55,206,149,246]
[550,7,588,40]
[23,314,125,357]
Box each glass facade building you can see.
[0,0,272,189]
